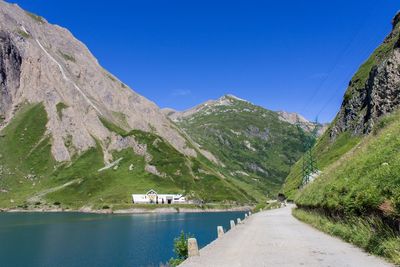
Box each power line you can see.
[301,4,378,118]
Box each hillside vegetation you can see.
[173,95,310,198]
[0,103,254,210]
[284,13,400,264]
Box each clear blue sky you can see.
[8,0,399,122]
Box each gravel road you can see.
[180,206,393,267]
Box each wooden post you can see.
[237,218,242,224]
[230,220,235,229]
[188,238,200,257]
[217,226,224,238]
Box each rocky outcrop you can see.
[330,14,400,138]
[0,1,203,162]
[0,31,21,124]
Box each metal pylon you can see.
[296,117,320,186]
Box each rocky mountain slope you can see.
[284,12,400,198]
[330,12,400,138]
[0,1,257,209]
[282,13,400,264]
[163,95,316,196]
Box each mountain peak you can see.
[220,94,249,103]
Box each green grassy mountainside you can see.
[0,103,256,210]
[167,95,312,197]
[0,2,264,211]
[283,13,400,264]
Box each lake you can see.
[0,211,246,267]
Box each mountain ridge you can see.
[163,94,324,134]
[0,1,259,209]
[164,94,314,196]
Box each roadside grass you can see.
[293,208,400,265]
[284,16,400,200]
[283,129,361,199]
[295,111,400,219]
[253,201,281,213]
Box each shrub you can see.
[168,231,193,266]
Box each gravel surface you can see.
[180,206,393,267]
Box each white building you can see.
[132,189,187,204]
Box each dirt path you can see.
[27,179,82,204]
[181,206,393,267]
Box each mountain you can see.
[276,111,328,136]
[283,13,400,264]
[0,1,258,210]
[163,95,316,197]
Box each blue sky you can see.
[8,0,399,122]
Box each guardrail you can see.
[187,211,252,258]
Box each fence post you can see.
[188,238,200,257]
[217,226,224,238]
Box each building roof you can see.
[146,189,157,195]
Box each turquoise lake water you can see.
[0,211,246,267]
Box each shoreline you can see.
[0,205,253,215]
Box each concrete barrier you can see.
[230,220,235,229]
[188,238,200,257]
[217,226,224,238]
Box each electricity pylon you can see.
[296,117,320,186]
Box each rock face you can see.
[0,1,196,163]
[0,31,21,122]
[276,111,327,136]
[330,13,400,138]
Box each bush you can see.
[168,231,193,266]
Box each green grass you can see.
[25,11,45,24]
[99,116,129,136]
[56,102,68,119]
[343,23,400,102]
[0,104,255,209]
[253,201,281,213]
[283,128,361,199]
[58,51,76,62]
[175,95,310,198]
[293,208,400,265]
[0,103,56,207]
[16,30,30,39]
[295,111,400,219]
